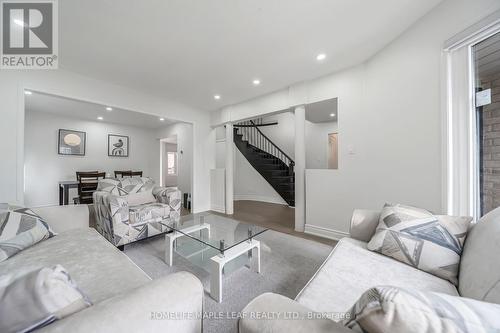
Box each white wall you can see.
[154,122,193,197]
[234,147,287,204]
[259,112,338,169]
[24,111,158,206]
[212,0,500,238]
[0,69,214,213]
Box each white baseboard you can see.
[210,205,225,213]
[304,224,349,241]
[234,194,287,205]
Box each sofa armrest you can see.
[39,272,203,333]
[93,191,130,246]
[239,293,352,333]
[153,186,182,218]
[349,209,380,242]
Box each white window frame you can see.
[167,151,178,176]
[443,10,500,220]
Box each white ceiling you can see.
[306,98,338,123]
[25,91,176,129]
[59,0,443,111]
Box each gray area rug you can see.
[124,230,333,333]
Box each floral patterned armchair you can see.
[93,177,181,247]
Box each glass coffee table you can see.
[161,212,268,302]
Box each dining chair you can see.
[114,170,131,178]
[121,171,143,177]
[74,171,106,204]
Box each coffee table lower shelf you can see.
[164,225,261,303]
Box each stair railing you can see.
[234,118,295,174]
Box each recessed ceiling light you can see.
[214,95,221,100]
[97,116,103,120]
[159,118,165,121]
[316,53,327,61]
[24,90,32,95]
[330,113,335,117]
[252,79,261,86]
[106,107,113,111]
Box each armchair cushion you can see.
[129,203,171,225]
[125,191,156,206]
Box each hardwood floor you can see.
[212,200,337,246]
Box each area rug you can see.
[124,230,334,333]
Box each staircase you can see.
[233,119,295,207]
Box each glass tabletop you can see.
[161,212,268,253]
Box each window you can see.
[473,32,500,217]
[167,152,177,175]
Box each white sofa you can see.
[0,205,203,333]
[239,207,500,332]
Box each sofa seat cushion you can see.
[129,203,171,226]
[0,228,150,304]
[296,238,458,317]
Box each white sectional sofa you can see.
[0,205,203,333]
[239,207,500,332]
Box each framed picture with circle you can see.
[58,129,86,156]
[108,134,129,157]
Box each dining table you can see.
[59,180,79,205]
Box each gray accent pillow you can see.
[0,204,56,262]
[0,265,92,333]
[344,286,500,333]
[367,203,471,285]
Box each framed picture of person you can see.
[108,134,129,157]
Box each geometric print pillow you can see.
[0,204,56,262]
[343,286,500,333]
[367,203,471,285]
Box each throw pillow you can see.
[0,265,92,333]
[367,203,471,285]
[343,286,500,333]
[0,205,56,262]
[125,190,156,206]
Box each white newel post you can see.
[294,105,306,232]
[225,122,234,215]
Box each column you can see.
[294,105,306,232]
[225,123,234,215]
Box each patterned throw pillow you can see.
[344,286,500,333]
[367,204,471,285]
[0,265,92,333]
[0,204,56,262]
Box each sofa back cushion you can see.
[459,207,500,303]
[118,177,155,194]
[96,178,123,195]
[97,177,155,196]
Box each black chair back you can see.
[114,170,131,178]
[76,171,105,204]
[121,171,143,178]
